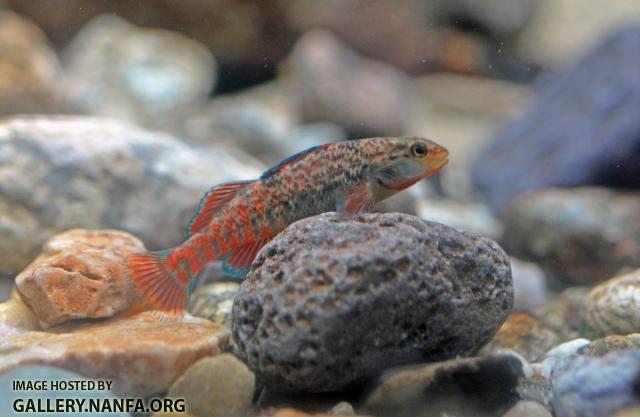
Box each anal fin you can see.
[222,237,271,278]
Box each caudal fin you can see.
[126,250,190,316]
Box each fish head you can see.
[369,136,449,193]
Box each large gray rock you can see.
[473,29,640,213]
[501,188,640,285]
[0,115,262,274]
[232,213,513,393]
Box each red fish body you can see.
[127,137,449,315]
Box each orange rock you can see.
[15,229,144,328]
[482,312,562,362]
[0,311,228,396]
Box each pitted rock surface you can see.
[232,212,513,393]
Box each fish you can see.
[126,136,449,316]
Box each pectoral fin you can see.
[339,182,376,214]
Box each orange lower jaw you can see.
[384,158,449,190]
[424,158,449,177]
[385,176,423,190]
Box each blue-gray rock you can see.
[552,351,640,417]
[232,212,513,393]
[61,14,216,125]
[473,29,640,213]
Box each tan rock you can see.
[169,353,254,417]
[582,269,640,337]
[615,406,640,417]
[578,334,640,357]
[268,409,370,417]
[0,11,68,115]
[188,282,240,327]
[518,0,640,68]
[0,311,228,396]
[15,229,144,328]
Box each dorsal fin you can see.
[260,145,319,179]
[184,180,254,237]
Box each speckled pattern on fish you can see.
[127,136,449,315]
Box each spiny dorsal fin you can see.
[184,180,254,237]
[260,145,319,179]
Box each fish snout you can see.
[431,143,449,161]
[424,141,449,174]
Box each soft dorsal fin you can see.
[339,182,377,214]
[184,180,254,237]
[260,145,319,179]
[222,237,271,278]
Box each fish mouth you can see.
[424,144,449,175]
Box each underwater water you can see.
[1,1,640,417]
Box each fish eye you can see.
[410,142,428,158]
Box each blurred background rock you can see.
[1,2,640,416]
